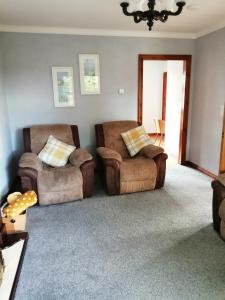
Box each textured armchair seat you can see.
[18,124,95,206]
[212,175,225,240]
[95,121,168,195]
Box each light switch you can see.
[118,88,125,95]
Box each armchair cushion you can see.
[139,144,164,159]
[38,164,83,206]
[69,149,93,168]
[102,121,137,158]
[30,124,76,154]
[120,157,157,194]
[97,147,122,163]
[19,153,43,171]
[38,135,75,167]
[121,125,152,157]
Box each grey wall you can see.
[0,34,13,199]
[189,27,225,174]
[1,33,195,159]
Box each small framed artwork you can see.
[52,67,75,107]
[79,54,101,95]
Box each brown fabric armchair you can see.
[18,124,95,206]
[95,121,168,195]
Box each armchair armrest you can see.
[97,147,121,195]
[139,144,164,159]
[69,148,93,168]
[19,153,43,171]
[80,159,96,198]
[153,153,168,189]
[211,180,225,233]
[18,153,41,193]
[97,147,122,163]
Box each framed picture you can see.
[79,54,101,95]
[52,67,75,107]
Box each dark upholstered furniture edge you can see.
[95,124,120,194]
[71,125,80,148]
[80,159,96,198]
[154,153,168,189]
[102,159,120,195]
[211,180,225,234]
[95,124,105,148]
[18,167,38,194]
[23,128,31,152]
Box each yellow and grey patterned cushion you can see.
[3,191,38,218]
[38,135,75,167]
[121,125,152,157]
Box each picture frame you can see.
[79,54,101,95]
[52,67,75,107]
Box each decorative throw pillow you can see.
[3,191,38,218]
[38,135,75,167]
[121,125,152,157]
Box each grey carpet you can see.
[15,159,225,300]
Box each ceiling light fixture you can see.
[120,0,186,31]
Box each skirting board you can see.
[185,161,217,179]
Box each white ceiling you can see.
[0,0,225,38]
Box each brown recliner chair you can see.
[95,121,168,195]
[18,124,95,206]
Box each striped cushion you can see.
[121,126,152,157]
[38,135,75,167]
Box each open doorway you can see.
[138,55,192,165]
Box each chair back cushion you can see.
[102,121,138,158]
[27,124,78,154]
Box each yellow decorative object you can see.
[7,192,22,204]
[3,191,38,218]
[121,125,152,157]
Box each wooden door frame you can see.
[219,105,225,174]
[138,54,192,165]
[162,72,167,121]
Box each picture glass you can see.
[79,54,100,95]
[83,59,99,93]
[52,67,75,107]
[57,71,73,104]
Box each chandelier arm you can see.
[120,2,134,17]
[157,14,168,23]
[133,15,144,23]
[161,2,186,17]
[120,3,146,23]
